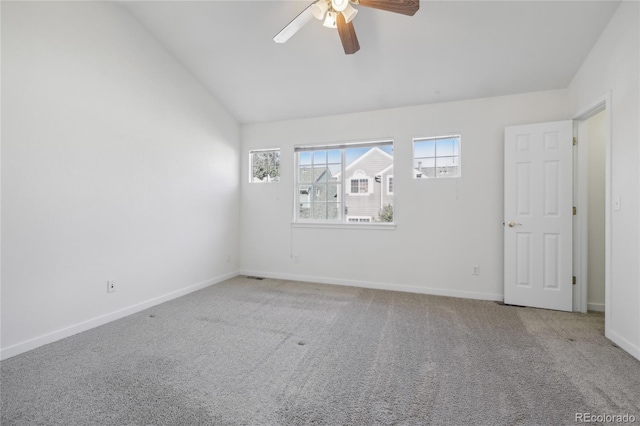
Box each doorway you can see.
[573,94,611,319]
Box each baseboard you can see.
[0,271,240,361]
[587,302,605,312]
[240,269,504,302]
[606,329,640,362]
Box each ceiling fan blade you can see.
[337,13,360,55]
[273,3,315,44]
[356,0,419,16]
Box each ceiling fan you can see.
[274,0,419,55]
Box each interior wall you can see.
[587,110,606,311]
[240,90,568,300]
[568,1,640,359]
[1,1,241,358]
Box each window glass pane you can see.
[299,167,313,183]
[251,150,280,182]
[299,151,312,166]
[345,147,370,167]
[350,179,359,193]
[328,149,341,164]
[312,203,327,220]
[436,138,455,157]
[327,203,340,220]
[414,140,435,158]
[313,150,327,164]
[328,183,340,201]
[312,184,326,202]
[314,166,328,182]
[299,185,311,204]
[299,203,311,219]
[436,157,459,177]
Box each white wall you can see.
[1,1,240,359]
[587,110,606,311]
[240,90,568,300]
[568,1,640,359]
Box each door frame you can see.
[572,91,612,332]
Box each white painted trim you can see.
[587,303,605,312]
[607,330,640,362]
[572,92,612,336]
[0,271,240,360]
[292,222,396,230]
[240,270,504,302]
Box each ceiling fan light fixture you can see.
[341,3,358,23]
[323,11,338,28]
[331,0,349,12]
[311,0,329,20]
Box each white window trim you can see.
[249,148,281,183]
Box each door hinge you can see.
[573,206,577,215]
[573,276,577,285]
[573,137,578,146]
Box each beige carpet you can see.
[2,276,639,425]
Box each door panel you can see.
[504,121,573,311]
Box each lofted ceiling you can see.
[121,0,620,124]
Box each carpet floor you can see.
[2,276,639,425]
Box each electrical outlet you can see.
[107,280,116,293]
[226,254,231,263]
[472,266,480,275]
[293,255,299,263]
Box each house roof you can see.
[334,147,393,179]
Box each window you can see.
[347,216,372,223]
[351,178,369,194]
[295,141,393,223]
[250,149,280,182]
[348,171,371,195]
[413,135,460,178]
[387,176,394,194]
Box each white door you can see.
[504,121,573,311]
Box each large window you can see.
[295,141,394,223]
[250,149,280,183]
[413,135,461,178]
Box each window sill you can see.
[292,222,396,230]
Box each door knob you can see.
[507,221,522,227]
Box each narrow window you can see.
[250,149,280,183]
[295,141,393,224]
[413,135,461,178]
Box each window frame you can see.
[249,148,281,183]
[293,140,395,227]
[413,134,461,179]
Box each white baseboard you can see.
[0,271,240,360]
[240,269,504,302]
[607,329,640,362]
[587,302,605,312]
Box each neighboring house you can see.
[334,147,394,223]
[298,166,340,220]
